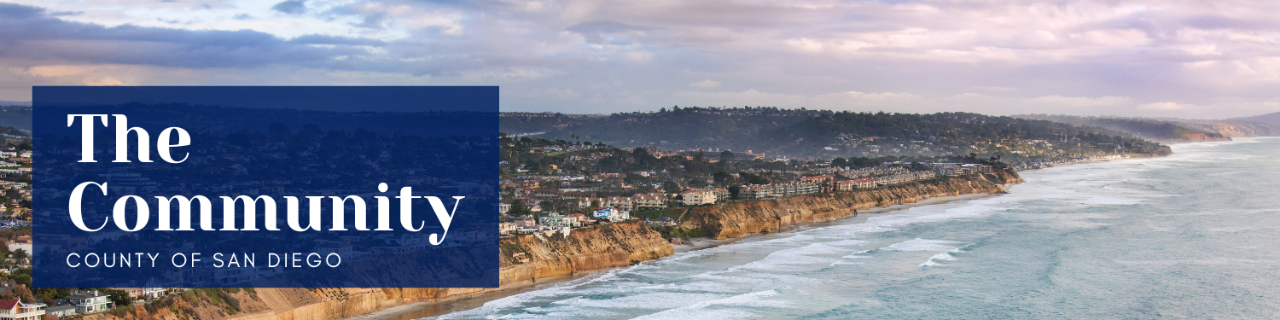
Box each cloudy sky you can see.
[1,0,1278,118]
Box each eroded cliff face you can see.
[80,171,1022,320]
[500,220,674,284]
[1178,133,1232,142]
[682,170,1022,240]
[81,221,674,320]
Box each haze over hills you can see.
[1230,111,1280,129]
[502,107,1169,161]
[1013,114,1232,142]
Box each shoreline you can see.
[345,191,1004,320]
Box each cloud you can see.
[690,80,720,88]
[0,3,383,70]
[566,21,649,44]
[1137,102,1186,111]
[271,0,306,15]
[2,0,1280,118]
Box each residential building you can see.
[644,217,676,226]
[66,290,110,314]
[592,208,630,222]
[681,189,717,205]
[539,212,576,228]
[0,299,44,320]
[44,305,76,318]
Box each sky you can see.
[1,0,1279,119]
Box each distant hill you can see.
[1014,114,1231,142]
[1233,111,1280,126]
[501,107,1170,160]
[1162,118,1280,138]
[1223,112,1280,136]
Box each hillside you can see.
[1014,114,1231,142]
[502,107,1170,160]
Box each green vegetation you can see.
[630,207,687,222]
[501,107,1170,161]
[649,225,702,240]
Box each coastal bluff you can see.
[682,169,1022,240]
[77,221,675,320]
[77,170,1019,320]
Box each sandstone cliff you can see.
[80,171,1019,320]
[79,221,674,320]
[682,170,1022,240]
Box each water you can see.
[434,138,1280,319]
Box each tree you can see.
[738,172,769,184]
[662,181,681,194]
[102,288,132,307]
[728,185,741,200]
[509,200,532,216]
[540,200,557,214]
[831,157,848,168]
[719,150,735,162]
[712,171,734,186]
[11,248,25,262]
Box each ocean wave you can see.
[633,290,788,320]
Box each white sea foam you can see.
[632,290,788,320]
[552,292,724,309]
[1082,196,1140,205]
[882,238,959,251]
[637,281,736,293]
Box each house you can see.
[566,213,590,225]
[66,290,110,314]
[538,213,576,228]
[592,208,630,222]
[800,175,834,183]
[681,189,717,206]
[739,185,774,200]
[644,217,675,226]
[118,279,166,301]
[512,218,536,228]
[0,299,44,320]
[44,305,76,318]
[631,193,668,209]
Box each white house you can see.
[0,299,44,320]
[66,290,111,314]
[681,189,717,206]
[592,208,630,222]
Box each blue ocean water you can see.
[435,138,1280,319]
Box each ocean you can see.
[433,137,1280,319]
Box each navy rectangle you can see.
[32,86,499,288]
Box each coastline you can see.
[346,191,1004,320]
